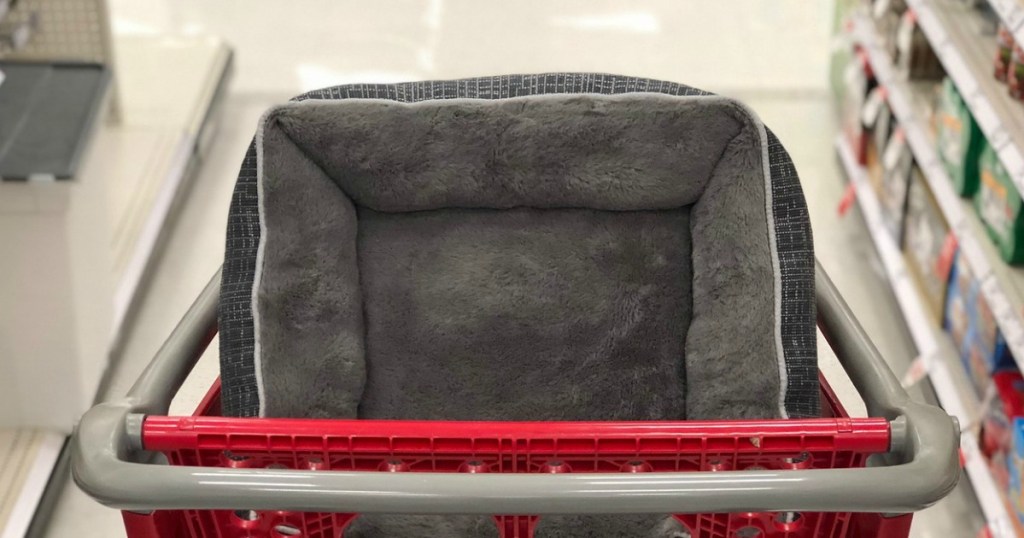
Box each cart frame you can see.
[72,261,959,518]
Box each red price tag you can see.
[837,182,857,217]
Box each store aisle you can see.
[42,2,978,536]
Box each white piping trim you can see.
[252,108,279,418]
[735,102,789,419]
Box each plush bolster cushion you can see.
[235,91,817,537]
[254,93,792,420]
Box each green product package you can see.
[937,78,984,196]
[976,142,1024,264]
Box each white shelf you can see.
[836,137,1017,538]
[852,14,1024,378]
[908,0,1024,197]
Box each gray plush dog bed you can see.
[218,74,818,537]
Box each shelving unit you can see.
[850,13,1024,377]
[836,137,1017,538]
[908,0,1024,215]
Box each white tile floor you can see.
[41,1,982,536]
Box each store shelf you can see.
[852,13,1024,378]
[836,137,1017,538]
[909,0,1024,197]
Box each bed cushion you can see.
[217,74,819,538]
[247,92,805,422]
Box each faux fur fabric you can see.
[256,122,366,418]
[355,206,690,421]
[256,93,784,421]
[273,96,741,212]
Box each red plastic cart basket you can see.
[72,264,958,538]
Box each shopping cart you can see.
[72,74,960,538]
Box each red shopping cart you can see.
[72,74,959,538]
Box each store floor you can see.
[43,2,979,537]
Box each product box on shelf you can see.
[983,372,1024,468]
[936,78,985,197]
[842,48,876,165]
[878,129,914,245]
[944,253,972,351]
[962,323,1018,399]
[1012,45,1024,100]
[964,327,997,397]
[862,86,890,192]
[905,170,956,323]
[976,142,1024,264]
[895,10,944,81]
[1009,418,1024,526]
[945,254,1017,397]
[972,280,1015,379]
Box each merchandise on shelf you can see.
[843,48,876,164]
[873,91,895,160]
[996,24,1014,83]
[1011,45,1024,100]
[936,78,985,197]
[1009,419,1024,526]
[976,142,1024,264]
[862,86,890,191]
[945,254,1017,397]
[878,128,914,245]
[944,253,972,351]
[905,170,955,323]
[983,372,1024,471]
[964,327,997,397]
[963,325,1017,398]
[894,9,944,80]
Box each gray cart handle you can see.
[72,262,959,515]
